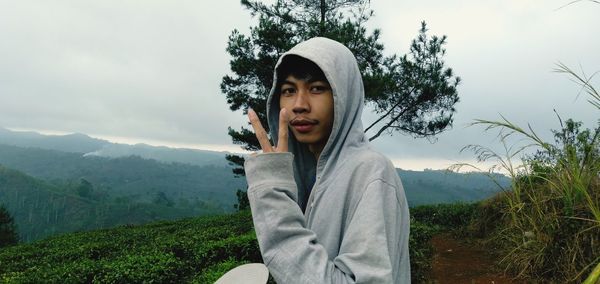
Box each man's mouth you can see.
[290,117,318,133]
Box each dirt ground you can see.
[430,233,519,284]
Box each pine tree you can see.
[222,0,460,176]
[0,205,18,247]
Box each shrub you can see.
[0,204,18,248]
[0,211,259,283]
[456,64,600,282]
[408,220,439,283]
[191,258,249,284]
[410,202,479,230]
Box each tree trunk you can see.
[320,0,326,35]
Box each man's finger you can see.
[277,108,289,152]
[248,109,273,152]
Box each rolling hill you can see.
[0,127,232,167]
[0,128,509,242]
[0,165,224,242]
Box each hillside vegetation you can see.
[0,144,244,209]
[0,211,260,283]
[0,142,506,211]
[456,65,600,283]
[0,203,476,283]
[0,136,507,243]
[0,166,222,242]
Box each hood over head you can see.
[266,37,369,210]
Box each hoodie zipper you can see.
[304,162,322,219]
[305,141,327,218]
[305,181,318,218]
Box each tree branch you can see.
[368,102,414,141]
[364,86,415,133]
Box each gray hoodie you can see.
[244,37,410,283]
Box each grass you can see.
[453,63,600,283]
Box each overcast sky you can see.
[0,1,598,170]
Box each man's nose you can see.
[292,91,310,114]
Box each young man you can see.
[245,37,410,283]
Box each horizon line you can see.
[3,126,502,173]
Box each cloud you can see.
[363,0,599,167]
[0,0,598,170]
[0,1,254,145]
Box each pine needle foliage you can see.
[0,205,18,248]
[222,0,460,176]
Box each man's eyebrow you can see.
[281,78,328,85]
[307,78,328,84]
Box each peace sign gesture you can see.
[248,108,289,153]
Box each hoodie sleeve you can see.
[244,152,401,284]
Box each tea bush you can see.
[0,211,260,283]
[410,202,479,230]
[0,203,468,283]
[407,202,479,282]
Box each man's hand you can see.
[248,108,289,153]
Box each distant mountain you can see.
[0,127,109,153]
[398,169,509,206]
[0,139,506,211]
[84,143,230,167]
[0,127,235,167]
[0,127,510,242]
[0,144,245,209]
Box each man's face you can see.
[279,75,334,151]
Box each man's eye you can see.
[281,88,296,96]
[310,86,329,93]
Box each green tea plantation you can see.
[0,206,454,283]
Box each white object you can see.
[214,263,269,284]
